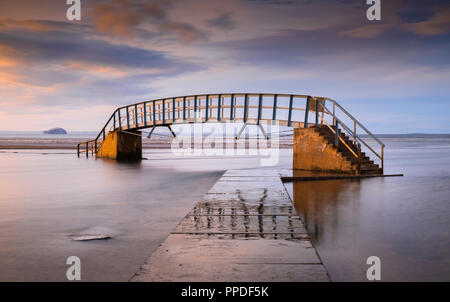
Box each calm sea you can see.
[285,136,450,281]
[0,147,291,281]
[0,134,449,281]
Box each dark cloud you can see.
[0,19,204,106]
[208,25,450,71]
[0,31,176,70]
[243,0,297,5]
[207,12,235,31]
[401,6,450,36]
[340,0,450,37]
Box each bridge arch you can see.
[77,93,385,174]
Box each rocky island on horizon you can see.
[43,127,67,135]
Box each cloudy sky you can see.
[0,0,449,133]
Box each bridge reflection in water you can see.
[177,188,304,240]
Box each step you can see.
[316,126,381,175]
[348,158,374,165]
[360,168,383,175]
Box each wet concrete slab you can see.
[132,168,330,282]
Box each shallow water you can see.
[1,136,449,282]
[0,149,291,281]
[285,137,450,281]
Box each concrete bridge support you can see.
[293,128,356,174]
[97,130,142,161]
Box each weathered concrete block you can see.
[97,130,142,161]
[293,128,355,174]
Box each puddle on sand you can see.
[69,235,112,241]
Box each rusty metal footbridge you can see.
[77,93,385,174]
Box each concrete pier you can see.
[132,168,329,282]
[97,130,142,160]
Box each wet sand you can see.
[0,137,294,150]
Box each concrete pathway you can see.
[132,168,329,282]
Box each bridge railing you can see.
[314,97,385,172]
[77,93,312,156]
[77,93,384,172]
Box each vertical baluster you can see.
[244,94,249,123]
[217,94,222,121]
[126,106,130,129]
[162,99,166,124]
[335,120,339,147]
[257,94,263,125]
[158,103,161,121]
[288,95,294,127]
[118,109,122,130]
[153,101,156,126]
[143,102,147,126]
[183,96,187,121]
[209,96,213,117]
[173,98,176,122]
[194,95,198,113]
[194,96,198,122]
[358,143,361,175]
[134,104,138,127]
[188,98,191,119]
[304,96,310,128]
[272,94,278,121]
[205,95,209,122]
[230,94,235,120]
[315,98,319,127]
[221,96,224,119]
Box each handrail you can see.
[321,97,385,147]
[321,116,359,159]
[77,93,385,173]
[320,103,360,146]
[318,97,384,172]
